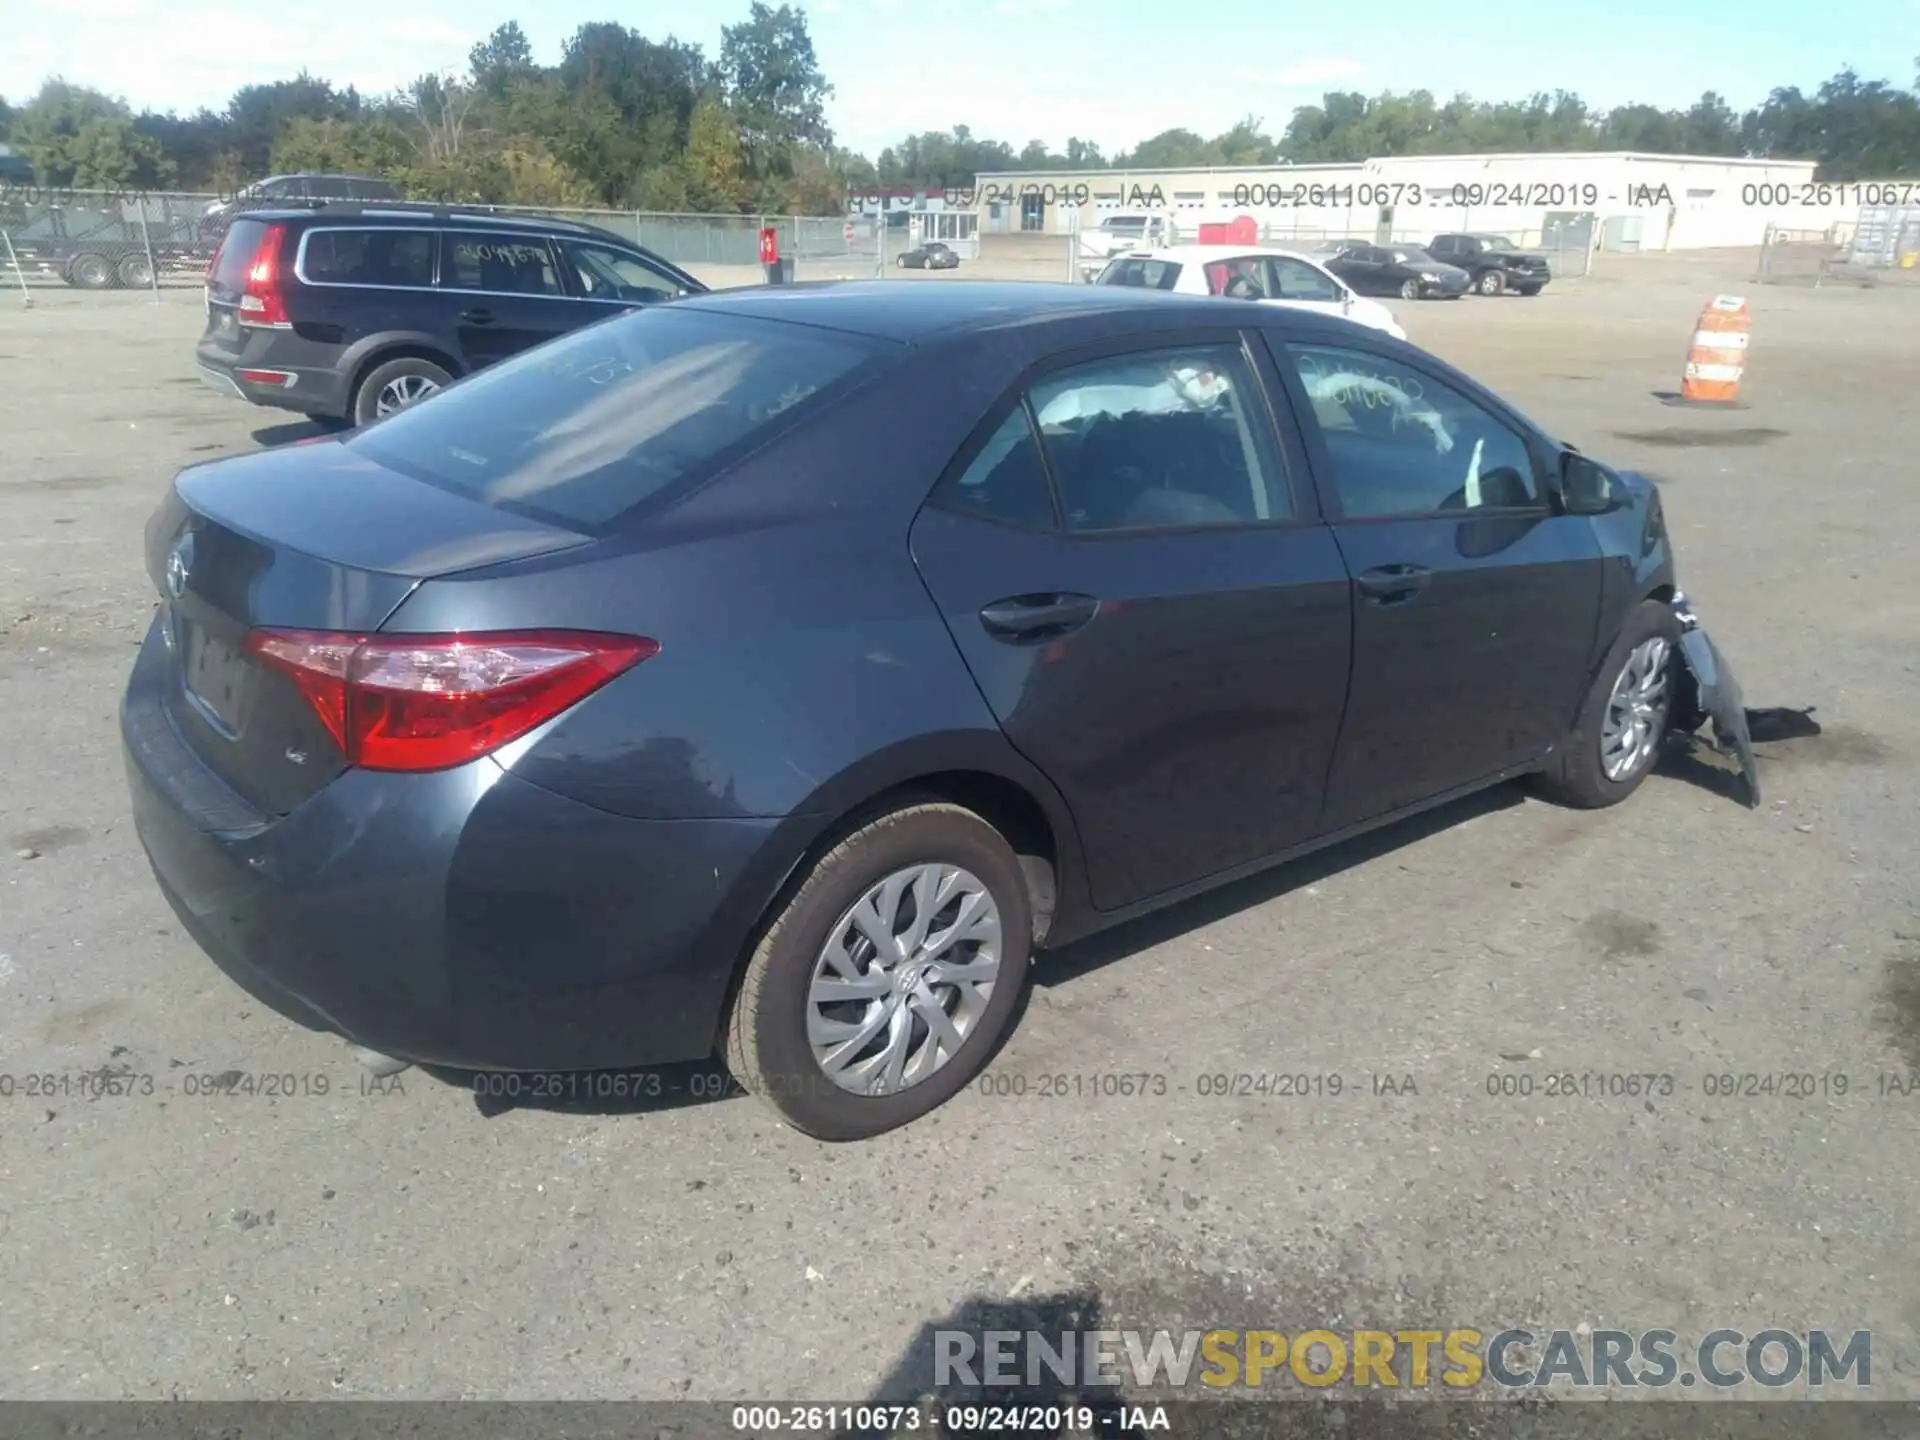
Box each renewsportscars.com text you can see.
[933,1327,1871,1390]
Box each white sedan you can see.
[1091,245,1408,341]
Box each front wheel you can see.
[1531,600,1682,808]
[724,802,1032,1140]
[1476,269,1506,296]
[1517,284,1543,296]
[1399,278,1421,300]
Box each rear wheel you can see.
[1476,268,1506,296]
[1532,600,1681,808]
[66,252,114,290]
[117,252,155,289]
[724,801,1031,1140]
[350,356,453,427]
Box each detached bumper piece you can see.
[1671,592,1760,809]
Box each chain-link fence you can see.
[1757,209,1920,287]
[0,189,877,300]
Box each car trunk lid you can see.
[145,440,593,815]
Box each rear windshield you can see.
[212,219,268,290]
[346,307,887,531]
[1097,257,1182,290]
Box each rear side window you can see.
[931,407,1057,530]
[1097,257,1181,290]
[346,307,886,530]
[446,233,563,296]
[357,178,400,199]
[300,229,434,287]
[212,219,268,289]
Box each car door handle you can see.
[979,593,1100,642]
[460,308,495,325]
[1355,564,1433,602]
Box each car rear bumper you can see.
[122,619,779,1072]
[195,330,349,419]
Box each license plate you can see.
[182,624,248,734]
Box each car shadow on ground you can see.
[441,785,1533,1124]
[250,417,347,447]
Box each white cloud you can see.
[0,0,472,112]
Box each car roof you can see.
[235,203,605,238]
[1121,245,1327,264]
[674,280,1270,343]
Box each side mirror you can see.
[1560,451,1615,514]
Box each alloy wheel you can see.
[806,862,1003,1097]
[1400,279,1420,299]
[1600,636,1673,781]
[374,374,440,416]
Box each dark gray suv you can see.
[195,204,706,427]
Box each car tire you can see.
[1518,284,1543,296]
[350,356,454,427]
[1476,269,1506,296]
[67,252,114,290]
[1531,600,1682,809]
[1399,279,1421,300]
[723,800,1032,1141]
[117,253,155,289]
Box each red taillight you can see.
[243,629,659,773]
[238,222,288,326]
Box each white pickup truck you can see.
[1075,213,1177,278]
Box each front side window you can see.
[1026,344,1290,533]
[1268,257,1342,301]
[560,240,692,303]
[1284,343,1541,518]
[1203,258,1269,299]
[301,229,435,287]
[445,233,564,296]
[346,307,885,530]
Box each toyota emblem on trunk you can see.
[166,533,194,599]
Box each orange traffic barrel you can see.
[1677,295,1750,405]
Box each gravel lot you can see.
[2,241,1917,1409]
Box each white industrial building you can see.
[972,152,1847,252]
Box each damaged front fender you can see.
[1670,591,1760,808]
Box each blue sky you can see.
[3,0,1911,159]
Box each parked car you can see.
[1094,245,1407,340]
[1323,244,1471,299]
[1427,232,1553,296]
[194,204,706,428]
[201,174,398,223]
[125,281,1753,1141]
[899,241,960,270]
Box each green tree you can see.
[557,22,707,204]
[682,91,751,210]
[470,21,537,97]
[226,74,359,177]
[720,2,833,182]
[13,80,175,187]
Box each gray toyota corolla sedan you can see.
[123,282,1754,1140]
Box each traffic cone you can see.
[1672,295,1750,406]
